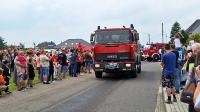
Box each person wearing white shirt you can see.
[174,33,182,48]
[39,50,50,84]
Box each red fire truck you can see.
[90,25,141,78]
[142,43,165,62]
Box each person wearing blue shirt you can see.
[70,49,77,77]
[161,44,177,104]
[171,45,181,93]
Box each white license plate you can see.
[105,63,119,69]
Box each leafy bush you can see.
[188,33,200,43]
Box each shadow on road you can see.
[98,72,143,81]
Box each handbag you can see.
[180,79,196,105]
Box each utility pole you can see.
[162,23,164,43]
[148,34,151,44]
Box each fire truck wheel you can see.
[137,63,141,73]
[131,67,137,78]
[147,57,153,62]
[95,72,102,78]
[153,54,160,62]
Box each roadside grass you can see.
[8,71,70,92]
[9,71,41,92]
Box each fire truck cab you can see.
[90,25,141,78]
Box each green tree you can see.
[0,36,7,50]
[170,21,181,38]
[180,30,189,45]
[189,33,200,43]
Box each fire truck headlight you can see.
[95,64,100,68]
[126,64,131,68]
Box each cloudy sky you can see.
[0,0,199,47]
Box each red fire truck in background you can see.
[142,43,166,62]
[90,24,141,78]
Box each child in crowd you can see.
[2,60,11,93]
[174,33,182,49]
[0,68,8,96]
[16,53,26,66]
[27,58,35,88]
[57,61,62,80]
[49,54,54,83]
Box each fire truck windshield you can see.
[95,30,131,44]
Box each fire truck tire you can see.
[147,57,153,62]
[95,72,102,78]
[131,67,137,78]
[137,63,141,73]
[153,54,160,61]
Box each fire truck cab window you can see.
[95,30,131,44]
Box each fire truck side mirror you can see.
[90,33,95,45]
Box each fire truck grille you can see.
[95,53,130,62]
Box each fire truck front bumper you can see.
[93,62,136,72]
[142,55,149,58]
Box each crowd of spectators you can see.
[0,46,93,95]
[161,33,200,111]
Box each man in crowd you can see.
[161,44,177,104]
[70,49,77,77]
[84,51,93,73]
[58,49,68,79]
[170,44,180,93]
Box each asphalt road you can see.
[0,62,161,112]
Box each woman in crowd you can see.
[185,43,200,112]
[27,57,35,88]
[76,50,83,76]
[14,51,27,91]
[39,49,50,84]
